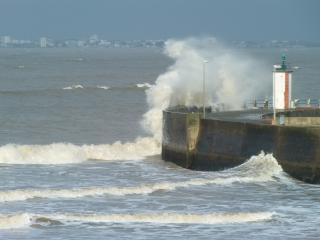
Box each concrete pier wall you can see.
[162,109,320,183]
[284,117,320,126]
[162,111,200,168]
[193,119,277,171]
[274,126,320,182]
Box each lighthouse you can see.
[273,55,293,110]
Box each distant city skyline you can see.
[0,0,319,41]
[2,34,319,49]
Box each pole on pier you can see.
[202,60,208,119]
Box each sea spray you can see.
[0,38,269,164]
[142,38,270,141]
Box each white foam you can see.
[63,85,111,90]
[39,212,275,225]
[0,213,31,229]
[0,137,160,165]
[0,179,250,202]
[0,212,273,229]
[0,152,282,203]
[96,85,110,90]
[0,183,175,202]
[136,83,152,88]
[82,137,160,161]
[176,153,283,187]
[63,84,84,90]
[229,152,283,180]
[0,143,86,164]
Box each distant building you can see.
[40,37,47,48]
[3,36,11,44]
[89,34,99,45]
[77,40,85,47]
[1,36,11,47]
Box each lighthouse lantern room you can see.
[273,55,293,110]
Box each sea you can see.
[0,45,320,240]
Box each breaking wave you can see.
[0,183,176,202]
[0,83,151,94]
[46,212,274,225]
[0,212,274,229]
[0,39,275,175]
[63,84,84,90]
[0,213,31,229]
[96,85,110,90]
[0,137,160,165]
[62,85,111,90]
[61,83,153,91]
[0,152,282,203]
[224,152,283,181]
[136,82,152,88]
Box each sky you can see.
[0,0,319,41]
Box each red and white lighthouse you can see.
[273,55,293,110]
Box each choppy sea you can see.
[0,46,320,240]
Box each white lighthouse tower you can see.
[273,55,293,110]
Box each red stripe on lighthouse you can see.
[284,73,289,109]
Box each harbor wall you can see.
[274,126,320,183]
[162,111,200,168]
[284,117,320,126]
[193,119,277,170]
[162,110,320,183]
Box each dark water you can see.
[0,47,319,239]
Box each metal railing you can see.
[245,99,320,110]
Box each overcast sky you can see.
[0,0,319,41]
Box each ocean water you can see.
[0,47,320,239]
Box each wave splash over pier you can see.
[0,38,268,165]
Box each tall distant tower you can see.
[273,55,293,110]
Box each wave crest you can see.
[0,153,283,203]
[136,83,152,88]
[0,137,160,165]
[0,212,274,229]
[49,212,274,225]
[63,84,84,90]
[96,85,110,90]
[0,213,31,229]
[225,152,283,182]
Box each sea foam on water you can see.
[0,137,160,164]
[0,212,274,229]
[0,152,282,203]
